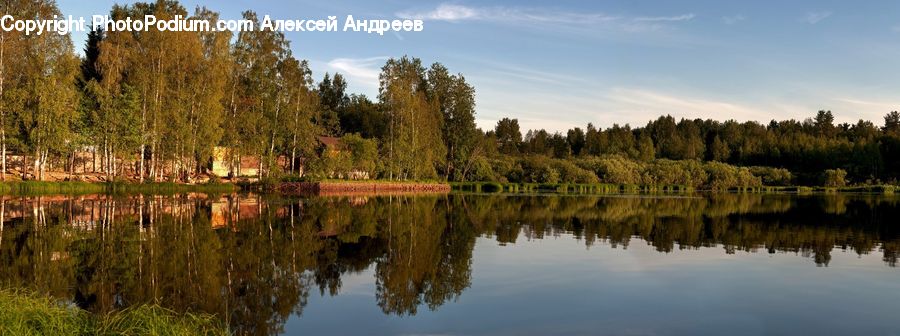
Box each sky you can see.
[58,0,900,132]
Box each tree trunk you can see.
[139,144,145,183]
[0,30,5,181]
[33,149,40,181]
[39,150,47,181]
[290,134,297,175]
[149,142,156,181]
[258,153,264,179]
[1,132,5,181]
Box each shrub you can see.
[822,169,848,187]
[703,161,762,190]
[749,166,793,186]
[549,159,599,183]
[467,156,501,182]
[575,155,644,185]
[518,156,560,184]
[645,159,707,188]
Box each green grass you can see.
[0,289,228,336]
[0,181,236,195]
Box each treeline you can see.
[484,111,900,186]
[2,0,899,186]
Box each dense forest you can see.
[2,0,900,188]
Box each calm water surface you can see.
[0,193,898,335]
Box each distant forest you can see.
[2,0,900,188]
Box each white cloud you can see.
[325,57,388,89]
[804,11,832,24]
[399,4,478,21]
[722,15,746,25]
[836,98,900,111]
[634,14,695,22]
[397,3,692,33]
[397,4,618,24]
[606,88,775,122]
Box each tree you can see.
[884,111,900,137]
[0,0,28,180]
[495,118,521,155]
[317,73,346,136]
[228,10,290,177]
[566,127,585,156]
[636,133,655,162]
[584,123,601,155]
[814,110,836,138]
[710,135,730,162]
[378,56,445,180]
[13,0,79,180]
[427,64,477,181]
[340,94,387,139]
[279,56,319,175]
[822,168,847,188]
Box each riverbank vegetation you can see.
[2,0,900,190]
[0,289,227,336]
[0,181,235,195]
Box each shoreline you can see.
[278,181,451,195]
[450,182,898,195]
[0,181,236,195]
[0,180,895,196]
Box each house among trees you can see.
[317,136,341,156]
[208,136,372,179]
[210,147,261,178]
[209,147,289,178]
[315,135,376,180]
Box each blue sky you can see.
[59,0,900,132]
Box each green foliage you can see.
[316,133,379,179]
[575,155,645,185]
[549,159,599,184]
[750,166,793,186]
[645,159,707,187]
[822,169,848,188]
[494,118,521,155]
[517,156,560,184]
[0,181,234,195]
[379,56,446,180]
[703,161,762,190]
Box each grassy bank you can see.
[451,182,897,195]
[0,181,236,195]
[0,289,227,336]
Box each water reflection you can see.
[0,193,898,335]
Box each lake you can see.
[0,193,898,335]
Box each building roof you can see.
[317,136,341,148]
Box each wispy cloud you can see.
[634,14,695,22]
[804,11,832,24]
[722,15,746,25]
[325,57,388,89]
[396,3,693,32]
[397,3,618,24]
[836,98,900,111]
[892,25,900,33]
[606,88,774,122]
[399,4,478,22]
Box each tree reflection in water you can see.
[0,193,897,335]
